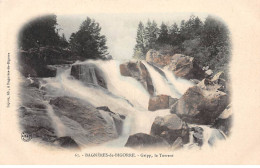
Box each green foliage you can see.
[144,20,159,52]
[132,15,231,75]
[133,20,159,59]
[133,48,145,60]
[133,22,146,59]
[69,17,109,60]
[157,22,170,44]
[19,15,61,50]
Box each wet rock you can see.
[148,94,178,111]
[120,61,154,96]
[146,62,166,78]
[54,136,79,149]
[33,128,57,142]
[96,106,126,135]
[50,96,123,144]
[171,137,183,150]
[150,114,189,145]
[193,133,203,146]
[212,104,232,136]
[168,54,205,80]
[19,77,58,145]
[169,97,178,107]
[146,49,173,67]
[71,63,107,89]
[125,133,170,148]
[211,71,225,83]
[96,106,112,112]
[211,71,228,93]
[190,79,200,84]
[19,105,56,144]
[27,78,41,88]
[171,85,229,125]
[191,127,204,146]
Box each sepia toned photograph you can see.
[18,13,232,150]
[1,0,260,165]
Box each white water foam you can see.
[42,59,221,148]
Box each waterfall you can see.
[45,102,66,137]
[162,66,194,95]
[142,61,187,98]
[90,68,98,85]
[41,59,222,148]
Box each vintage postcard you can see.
[0,0,260,165]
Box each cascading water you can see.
[45,102,66,137]
[42,59,223,148]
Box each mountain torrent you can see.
[19,56,230,150]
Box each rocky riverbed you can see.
[18,48,232,150]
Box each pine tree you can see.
[193,16,203,37]
[69,17,109,60]
[169,23,180,46]
[133,22,146,59]
[157,22,170,44]
[144,20,159,52]
[144,20,152,50]
[150,20,159,46]
[19,15,60,50]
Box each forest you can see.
[19,15,109,60]
[18,14,231,76]
[133,15,231,76]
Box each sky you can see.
[57,13,208,60]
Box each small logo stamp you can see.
[21,131,32,142]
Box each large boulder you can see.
[50,96,124,144]
[168,54,205,80]
[120,61,154,96]
[150,114,189,145]
[146,49,172,67]
[148,94,178,111]
[19,79,57,143]
[71,63,107,89]
[124,133,170,148]
[211,71,229,93]
[96,106,125,135]
[170,84,229,125]
[211,104,232,136]
[171,137,183,150]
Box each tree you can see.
[132,15,231,76]
[19,15,60,50]
[201,16,230,70]
[133,22,146,59]
[169,23,181,46]
[59,33,69,48]
[69,17,109,60]
[157,22,170,44]
[144,20,159,52]
[193,16,203,37]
